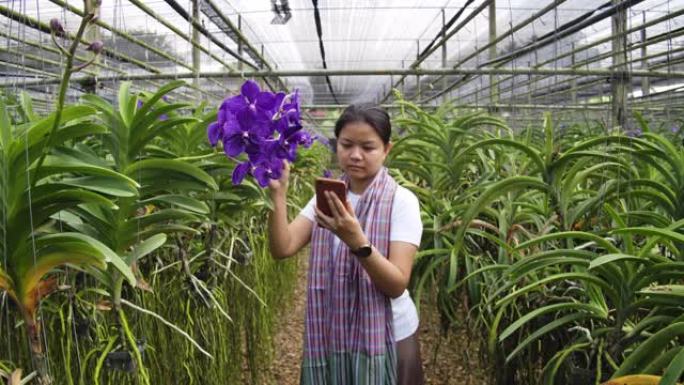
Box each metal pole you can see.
[4,67,684,88]
[571,43,577,104]
[641,11,650,97]
[611,0,628,129]
[238,15,244,71]
[416,40,421,99]
[192,0,201,99]
[441,8,448,104]
[421,0,647,104]
[84,0,100,93]
[489,0,498,107]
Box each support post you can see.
[571,43,577,104]
[84,0,101,93]
[192,0,201,99]
[416,40,421,100]
[641,11,650,97]
[238,15,243,71]
[611,0,628,129]
[442,8,448,104]
[489,0,498,107]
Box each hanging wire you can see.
[665,0,673,126]
[506,0,515,126]
[2,0,14,361]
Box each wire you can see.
[311,0,339,105]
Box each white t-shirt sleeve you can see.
[300,196,316,221]
[389,186,422,247]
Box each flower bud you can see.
[49,18,65,36]
[86,40,104,54]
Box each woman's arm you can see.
[267,163,313,259]
[352,240,416,298]
[314,190,416,297]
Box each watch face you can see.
[353,245,372,258]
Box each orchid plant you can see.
[207,80,313,187]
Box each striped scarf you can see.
[301,167,398,385]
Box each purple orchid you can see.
[232,161,252,185]
[208,80,316,187]
[222,111,269,157]
[323,170,333,178]
[223,80,278,127]
[275,124,313,161]
[252,155,285,187]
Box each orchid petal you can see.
[232,162,251,185]
[207,122,221,147]
[241,80,260,101]
[256,91,277,111]
[223,135,246,157]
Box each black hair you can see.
[334,104,391,144]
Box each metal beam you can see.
[3,67,683,88]
[426,5,684,105]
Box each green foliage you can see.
[389,98,684,385]
[0,82,329,385]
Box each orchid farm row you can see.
[388,100,684,385]
[0,80,328,385]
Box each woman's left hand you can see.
[314,191,368,250]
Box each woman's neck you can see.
[348,176,373,195]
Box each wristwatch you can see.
[350,244,373,258]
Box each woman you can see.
[268,104,424,385]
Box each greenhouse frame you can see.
[0,0,683,384]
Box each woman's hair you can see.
[334,104,391,144]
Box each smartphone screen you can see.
[315,177,347,216]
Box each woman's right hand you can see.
[268,161,290,196]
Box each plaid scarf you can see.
[301,167,398,385]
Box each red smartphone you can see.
[315,177,347,216]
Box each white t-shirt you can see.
[299,185,423,341]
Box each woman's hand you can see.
[314,191,368,250]
[268,161,290,197]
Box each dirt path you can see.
[266,258,488,385]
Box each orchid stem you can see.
[31,11,94,188]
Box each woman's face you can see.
[336,121,392,183]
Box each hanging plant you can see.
[207,80,314,187]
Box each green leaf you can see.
[0,98,11,149]
[131,80,185,126]
[638,285,684,305]
[495,272,617,308]
[660,348,684,385]
[125,158,218,191]
[60,176,138,197]
[452,176,549,287]
[0,267,14,293]
[499,302,605,341]
[19,91,37,122]
[118,82,135,128]
[505,313,587,362]
[126,234,167,265]
[614,322,684,377]
[37,154,139,187]
[610,227,684,245]
[589,253,653,270]
[142,194,209,214]
[514,231,620,254]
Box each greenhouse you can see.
[0,0,683,384]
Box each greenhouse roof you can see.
[1,0,684,128]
